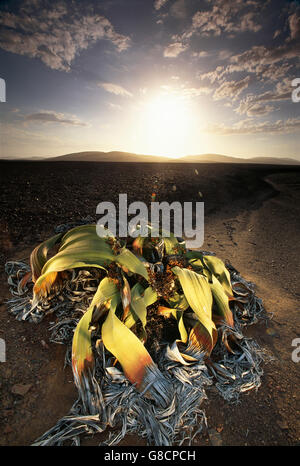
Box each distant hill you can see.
[46,151,300,165]
[1,151,299,164]
[47,151,170,163]
[181,154,300,164]
[244,156,300,165]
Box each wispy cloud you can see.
[213,76,251,101]
[107,102,122,111]
[154,0,169,11]
[24,111,87,126]
[163,42,188,57]
[226,9,300,78]
[205,117,300,135]
[196,5,299,123]
[163,0,265,59]
[234,79,292,117]
[170,0,187,19]
[0,0,130,71]
[288,10,300,40]
[235,97,276,117]
[191,0,263,37]
[99,82,133,97]
[160,83,212,98]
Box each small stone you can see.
[11,384,32,396]
[41,339,49,349]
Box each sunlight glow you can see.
[138,93,195,158]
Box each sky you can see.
[0,0,299,160]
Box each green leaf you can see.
[203,255,233,297]
[124,285,157,338]
[175,309,188,343]
[143,286,158,307]
[210,275,234,327]
[101,294,155,391]
[172,266,216,352]
[72,278,120,386]
[184,250,205,263]
[125,283,148,339]
[115,248,149,280]
[167,292,189,311]
[30,232,63,282]
[163,235,179,255]
[33,225,149,298]
[33,226,115,297]
[164,293,189,343]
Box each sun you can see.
[138,93,193,158]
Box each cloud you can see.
[230,43,299,73]
[163,41,187,57]
[199,71,293,118]
[0,0,130,71]
[154,0,169,10]
[0,120,64,143]
[253,79,293,103]
[288,11,300,40]
[191,0,262,37]
[199,59,294,87]
[99,82,133,97]
[191,1,262,37]
[198,9,299,87]
[170,0,187,19]
[163,0,264,60]
[273,29,281,39]
[215,78,292,116]
[198,66,225,83]
[213,76,251,101]
[234,79,292,117]
[205,117,300,135]
[243,103,275,117]
[24,111,87,126]
[218,50,232,61]
[160,83,212,98]
[107,102,122,110]
[226,10,300,77]
[235,96,276,117]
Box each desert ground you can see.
[0,160,299,446]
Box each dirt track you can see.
[0,161,299,446]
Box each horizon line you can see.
[1,150,300,163]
